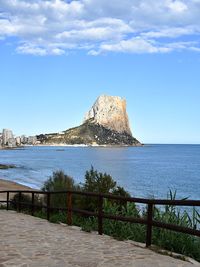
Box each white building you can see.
[15,136,21,145]
[27,136,37,145]
[0,133,2,147]
[20,135,28,144]
[2,129,14,146]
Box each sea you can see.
[0,144,200,200]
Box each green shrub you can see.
[42,167,130,212]
[79,166,131,211]
[83,166,116,193]
[42,170,81,209]
[42,170,76,192]
[151,191,200,261]
[10,192,41,212]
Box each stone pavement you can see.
[0,210,199,267]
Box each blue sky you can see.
[0,0,200,144]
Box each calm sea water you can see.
[0,145,200,200]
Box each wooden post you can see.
[6,191,9,211]
[31,192,35,216]
[146,203,153,247]
[98,195,103,235]
[18,192,22,212]
[47,192,50,221]
[67,192,72,225]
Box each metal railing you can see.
[0,190,200,247]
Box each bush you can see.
[42,167,130,212]
[79,166,131,211]
[42,170,81,209]
[42,170,76,192]
[83,166,116,193]
[10,192,40,212]
[111,186,132,210]
[151,191,200,261]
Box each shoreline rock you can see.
[0,164,16,169]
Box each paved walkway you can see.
[0,211,199,267]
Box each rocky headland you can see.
[37,95,141,146]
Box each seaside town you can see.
[0,129,39,148]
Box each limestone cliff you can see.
[38,95,141,146]
[84,95,132,135]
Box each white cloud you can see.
[56,18,132,42]
[141,26,198,39]
[0,0,200,55]
[16,44,48,56]
[0,19,18,35]
[91,37,172,55]
[166,40,200,51]
[189,46,200,52]
[168,0,188,13]
[16,42,66,55]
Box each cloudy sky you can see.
[1,0,200,55]
[1,0,200,143]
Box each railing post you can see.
[47,192,50,221]
[6,191,9,211]
[146,203,153,247]
[31,192,35,216]
[67,192,72,225]
[18,192,22,212]
[98,195,103,235]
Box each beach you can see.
[0,179,33,202]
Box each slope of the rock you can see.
[43,120,141,146]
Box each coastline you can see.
[0,179,34,202]
[25,143,143,148]
[1,143,143,150]
[0,146,24,150]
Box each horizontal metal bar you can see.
[152,220,200,237]
[49,207,67,212]
[9,201,47,210]
[150,199,200,206]
[72,208,98,217]
[0,190,45,194]
[0,190,200,206]
[70,208,147,225]
[103,214,148,224]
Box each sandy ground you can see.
[0,179,34,202]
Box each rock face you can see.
[84,95,132,135]
[39,95,141,146]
